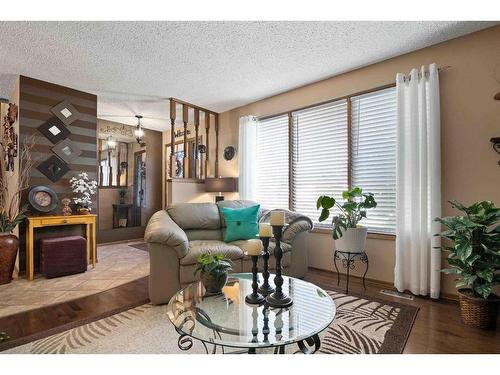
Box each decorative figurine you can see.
[61,198,72,216]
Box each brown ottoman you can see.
[40,235,87,279]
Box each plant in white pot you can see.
[317,187,377,253]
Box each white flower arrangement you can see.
[69,171,98,209]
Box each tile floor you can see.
[0,241,149,318]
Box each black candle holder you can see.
[265,225,293,308]
[262,305,270,343]
[245,253,265,305]
[258,237,275,296]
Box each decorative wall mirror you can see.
[98,138,129,187]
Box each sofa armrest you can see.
[144,210,189,259]
[283,216,313,244]
[259,208,313,244]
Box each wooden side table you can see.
[25,214,97,281]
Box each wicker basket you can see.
[458,289,500,330]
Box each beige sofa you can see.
[144,200,313,304]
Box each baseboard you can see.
[98,238,145,246]
[308,267,459,302]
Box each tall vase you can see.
[0,233,19,285]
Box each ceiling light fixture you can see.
[134,115,145,145]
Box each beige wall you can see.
[217,25,500,296]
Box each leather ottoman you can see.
[40,235,87,278]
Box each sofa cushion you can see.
[180,240,245,265]
[185,229,222,241]
[167,202,220,230]
[220,204,260,242]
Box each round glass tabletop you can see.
[167,273,336,350]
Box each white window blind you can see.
[352,87,397,234]
[292,100,349,225]
[256,114,289,210]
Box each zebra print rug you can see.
[3,291,418,354]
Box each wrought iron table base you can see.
[175,329,321,354]
[333,250,369,294]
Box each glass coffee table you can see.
[167,273,336,354]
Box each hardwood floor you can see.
[0,269,498,353]
[304,268,500,354]
[0,277,149,351]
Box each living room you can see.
[0,1,499,372]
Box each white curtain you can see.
[238,116,257,201]
[394,64,442,299]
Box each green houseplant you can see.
[435,200,500,329]
[317,187,377,253]
[195,253,233,295]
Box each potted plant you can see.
[317,187,377,253]
[435,200,500,330]
[0,136,35,285]
[195,253,233,295]
[69,172,98,214]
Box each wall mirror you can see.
[98,138,129,187]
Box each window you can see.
[292,100,348,222]
[255,86,397,234]
[255,114,289,210]
[352,88,397,234]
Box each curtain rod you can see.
[257,65,451,121]
[401,65,452,82]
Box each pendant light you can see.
[106,135,117,150]
[134,115,145,145]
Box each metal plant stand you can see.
[333,250,369,294]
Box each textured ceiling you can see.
[0,21,497,131]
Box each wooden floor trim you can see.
[308,267,459,302]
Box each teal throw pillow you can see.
[221,204,260,242]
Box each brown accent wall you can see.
[218,25,500,297]
[18,76,98,273]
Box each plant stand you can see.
[333,250,369,294]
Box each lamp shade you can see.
[205,177,238,193]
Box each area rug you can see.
[3,291,418,354]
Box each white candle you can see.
[259,223,273,237]
[245,239,263,256]
[270,211,285,226]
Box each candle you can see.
[270,211,285,226]
[245,239,263,256]
[259,223,273,237]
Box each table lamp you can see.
[205,177,238,202]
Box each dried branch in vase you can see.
[0,134,36,233]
